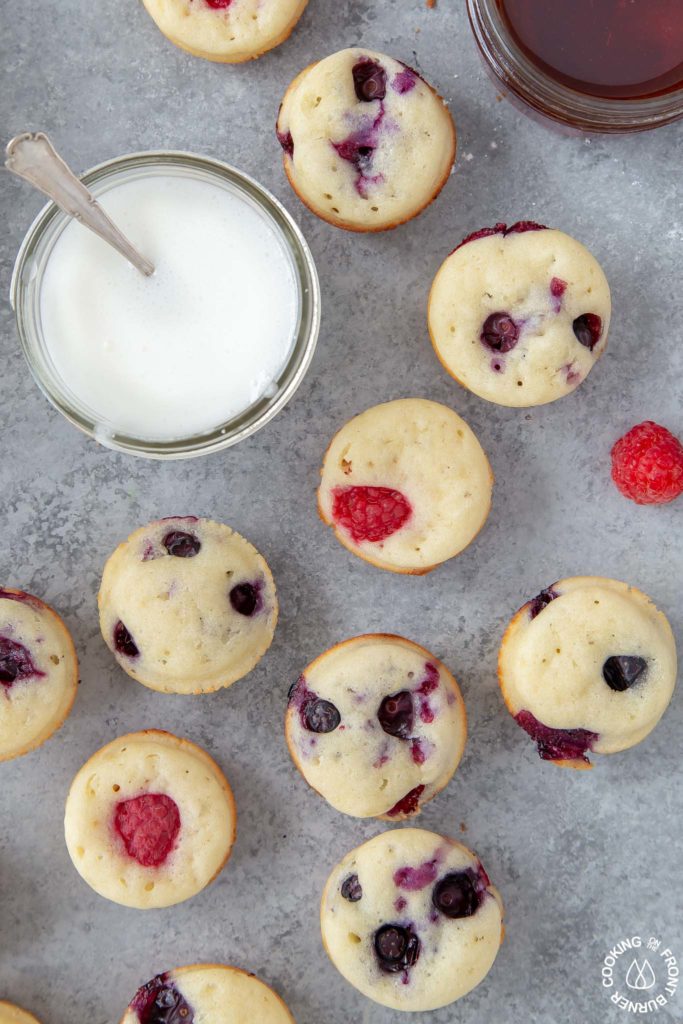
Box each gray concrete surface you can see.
[1,2,681,1023]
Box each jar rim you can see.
[466,0,683,133]
[10,150,321,460]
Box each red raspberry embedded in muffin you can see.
[331,486,412,543]
[386,784,425,817]
[205,0,232,7]
[114,793,181,867]
[611,421,683,505]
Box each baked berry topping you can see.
[481,312,520,353]
[392,67,417,93]
[611,421,683,505]
[394,857,439,892]
[130,973,194,1024]
[528,586,559,620]
[114,620,139,658]
[507,220,547,234]
[0,636,44,688]
[515,709,598,765]
[341,873,363,901]
[602,655,647,692]
[550,276,567,299]
[417,663,439,694]
[378,691,414,739]
[205,0,232,7]
[163,531,200,558]
[374,924,420,974]
[432,869,483,918]
[331,485,412,543]
[334,132,376,173]
[386,784,425,817]
[304,699,340,733]
[452,220,547,254]
[572,313,602,350]
[410,738,428,764]
[352,58,386,101]
[114,793,181,868]
[229,581,261,617]
[277,129,294,158]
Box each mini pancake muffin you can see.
[276,48,456,231]
[286,635,466,819]
[321,828,504,1011]
[318,399,493,574]
[64,730,236,909]
[99,516,277,694]
[141,0,309,63]
[498,576,677,768]
[121,964,295,1024]
[428,221,611,407]
[0,1004,43,1024]
[0,588,78,762]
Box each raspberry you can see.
[386,784,425,817]
[331,486,412,543]
[114,793,181,867]
[611,421,683,505]
[452,220,547,254]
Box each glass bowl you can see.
[10,151,321,459]
[466,0,683,133]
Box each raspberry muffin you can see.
[286,634,466,819]
[0,588,78,762]
[318,399,493,574]
[141,0,308,63]
[321,828,504,1011]
[64,730,236,909]
[428,222,611,407]
[0,1004,42,1024]
[121,965,295,1024]
[276,48,456,231]
[499,576,677,768]
[99,516,277,694]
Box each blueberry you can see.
[352,58,387,102]
[341,873,362,902]
[114,621,139,658]
[163,531,201,558]
[377,691,414,739]
[481,312,520,353]
[529,587,558,620]
[0,636,42,687]
[277,129,294,157]
[432,871,481,919]
[602,655,647,692]
[572,313,602,350]
[130,974,194,1024]
[303,699,340,733]
[373,924,420,974]
[229,582,259,617]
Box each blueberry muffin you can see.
[318,399,493,574]
[276,48,456,231]
[499,576,677,768]
[99,516,277,694]
[0,588,78,762]
[64,730,236,909]
[121,965,295,1024]
[141,0,308,63]
[321,828,504,1011]
[286,634,466,819]
[0,1004,42,1024]
[428,222,611,407]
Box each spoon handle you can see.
[5,132,155,277]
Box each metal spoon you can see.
[5,132,154,277]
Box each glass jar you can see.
[466,0,683,133]
[10,151,321,459]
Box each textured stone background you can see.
[1,2,681,1023]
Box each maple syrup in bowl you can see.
[466,0,683,131]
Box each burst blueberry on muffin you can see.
[498,576,677,767]
[98,516,277,694]
[321,828,504,1011]
[286,634,466,819]
[141,0,309,63]
[318,399,493,574]
[0,588,78,762]
[64,730,236,909]
[276,48,456,231]
[428,221,611,407]
[121,964,295,1024]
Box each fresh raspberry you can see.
[114,793,181,867]
[611,421,683,505]
[331,486,412,543]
